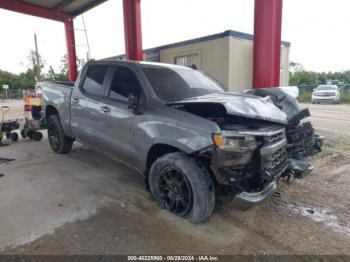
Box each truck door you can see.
[70,64,111,149]
[98,65,144,165]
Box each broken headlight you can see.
[212,132,258,152]
[212,132,259,169]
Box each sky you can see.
[0,0,349,74]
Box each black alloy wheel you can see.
[157,167,192,216]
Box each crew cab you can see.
[39,60,323,223]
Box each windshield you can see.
[316,86,337,91]
[141,66,224,103]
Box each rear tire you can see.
[149,152,215,223]
[47,115,73,154]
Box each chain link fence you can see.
[0,89,35,100]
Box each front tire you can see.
[149,153,215,223]
[47,115,73,154]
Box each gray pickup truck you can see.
[39,60,323,223]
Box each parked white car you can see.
[312,85,340,104]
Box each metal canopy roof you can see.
[16,0,108,16]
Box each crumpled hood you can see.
[170,92,288,124]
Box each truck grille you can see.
[316,92,336,96]
[270,147,288,173]
[260,130,288,178]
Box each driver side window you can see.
[108,66,143,103]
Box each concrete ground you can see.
[0,100,350,255]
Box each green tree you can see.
[289,70,318,86]
[0,50,90,93]
[59,54,86,77]
[27,49,45,81]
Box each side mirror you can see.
[313,89,316,92]
[128,93,138,109]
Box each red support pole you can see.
[123,0,143,61]
[64,17,78,81]
[253,0,283,89]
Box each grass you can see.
[298,91,312,103]
[298,90,350,104]
[340,90,350,103]
[340,144,350,151]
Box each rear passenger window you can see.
[108,66,142,102]
[82,65,108,96]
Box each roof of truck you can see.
[139,61,192,70]
[99,59,193,70]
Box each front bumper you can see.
[312,96,339,102]
[230,157,314,211]
[210,124,322,211]
[232,180,277,211]
[287,158,313,178]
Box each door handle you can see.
[72,98,79,104]
[100,105,111,113]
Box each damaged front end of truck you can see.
[170,88,323,210]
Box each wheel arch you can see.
[45,105,59,121]
[45,104,74,138]
[146,143,181,173]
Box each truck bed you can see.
[49,81,75,87]
[38,81,75,137]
